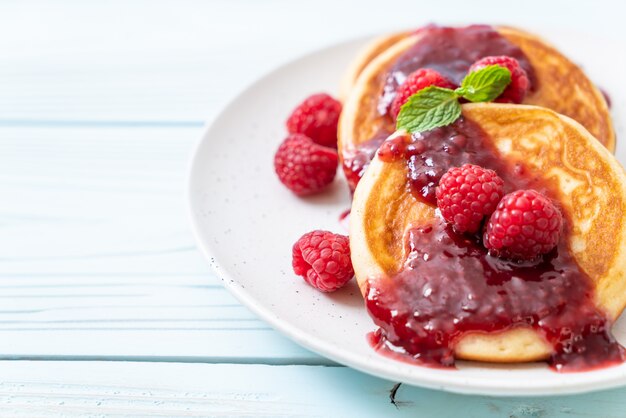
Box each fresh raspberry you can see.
[286,93,342,148]
[435,164,505,233]
[484,189,563,260]
[469,56,530,103]
[390,69,456,118]
[274,134,338,196]
[292,230,354,292]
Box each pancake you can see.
[350,104,626,363]
[339,32,410,101]
[339,26,615,189]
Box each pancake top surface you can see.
[378,25,535,115]
[350,104,626,367]
[339,25,614,167]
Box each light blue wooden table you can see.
[1,1,625,416]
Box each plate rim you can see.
[186,34,626,396]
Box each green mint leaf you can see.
[396,86,461,133]
[456,65,511,102]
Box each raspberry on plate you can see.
[484,189,563,260]
[274,134,338,196]
[469,56,530,103]
[390,69,456,118]
[292,230,354,292]
[435,164,504,233]
[286,93,342,148]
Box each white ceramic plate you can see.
[188,31,626,396]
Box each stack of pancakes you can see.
[340,25,626,363]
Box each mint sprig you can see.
[396,87,461,133]
[396,65,511,133]
[455,65,512,102]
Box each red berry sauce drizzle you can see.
[342,24,536,192]
[366,117,625,371]
[342,129,390,191]
[600,88,612,109]
[338,209,351,232]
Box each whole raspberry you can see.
[286,93,342,148]
[274,134,338,196]
[390,69,456,118]
[469,56,530,103]
[292,230,354,292]
[484,189,563,260]
[435,164,505,233]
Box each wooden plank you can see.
[0,361,624,417]
[0,126,322,362]
[0,1,615,123]
[0,1,355,122]
[0,2,624,409]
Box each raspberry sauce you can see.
[342,25,536,191]
[379,25,535,114]
[339,209,351,232]
[600,88,612,109]
[377,118,507,205]
[366,118,625,371]
[342,130,389,192]
[366,221,624,371]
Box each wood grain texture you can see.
[1,0,626,415]
[0,126,322,363]
[0,0,617,123]
[1,361,624,418]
